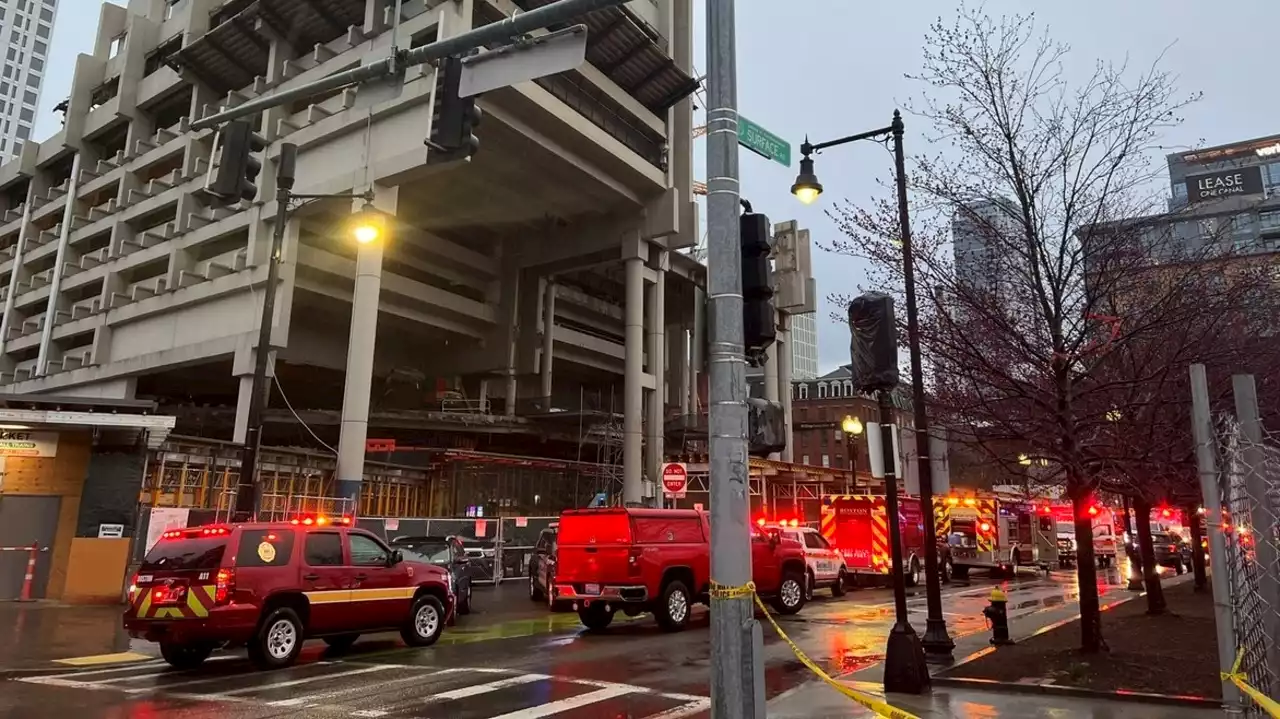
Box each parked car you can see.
[391,535,474,615]
[1150,531,1193,574]
[124,518,454,670]
[528,524,565,608]
[553,508,809,632]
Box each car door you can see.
[347,531,412,629]
[449,537,471,594]
[750,527,782,594]
[804,532,833,580]
[301,531,351,635]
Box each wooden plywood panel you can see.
[46,494,83,600]
[1,432,92,496]
[62,538,130,604]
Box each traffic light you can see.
[746,397,785,457]
[740,210,776,361]
[206,119,267,204]
[847,291,899,392]
[427,56,482,162]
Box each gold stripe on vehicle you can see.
[304,590,352,605]
[350,587,417,601]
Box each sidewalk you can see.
[766,679,1222,718]
[0,602,141,674]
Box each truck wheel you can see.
[578,603,614,631]
[772,571,806,615]
[805,570,816,601]
[248,607,304,670]
[160,642,212,670]
[529,571,545,602]
[401,595,445,647]
[1175,560,1185,575]
[904,559,921,588]
[655,579,692,632]
[832,569,847,597]
[940,557,952,583]
[457,582,473,615]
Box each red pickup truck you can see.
[552,508,809,631]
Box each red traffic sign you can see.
[661,463,688,496]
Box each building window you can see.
[38,6,50,21]
[817,383,827,399]
[22,89,35,106]
[821,454,829,467]
[18,108,31,122]
[29,58,41,73]
[33,40,46,56]
[35,23,48,39]
[799,384,808,400]
[801,455,810,465]
[108,33,126,58]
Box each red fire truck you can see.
[820,495,930,586]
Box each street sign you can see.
[459,25,587,99]
[661,462,688,498]
[793,421,838,431]
[739,116,791,167]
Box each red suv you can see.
[553,508,809,631]
[124,518,455,669]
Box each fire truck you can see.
[820,495,929,586]
[1043,501,1120,568]
[934,493,1052,578]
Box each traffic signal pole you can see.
[235,143,296,519]
[705,0,765,716]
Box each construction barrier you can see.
[1,543,46,602]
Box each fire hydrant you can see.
[982,587,1014,646]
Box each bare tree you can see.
[813,7,1280,652]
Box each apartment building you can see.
[0,0,699,507]
[0,0,55,162]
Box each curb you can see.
[931,676,1222,709]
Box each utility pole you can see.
[706,0,764,716]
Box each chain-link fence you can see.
[1216,413,1280,715]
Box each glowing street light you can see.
[351,204,385,245]
[841,415,864,436]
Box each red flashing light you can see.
[266,533,277,541]
[214,568,234,605]
[1160,508,1173,518]
[788,519,799,528]
[338,516,352,526]
[316,516,329,526]
[756,518,767,527]
[302,518,314,526]
[161,530,182,540]
[290,519,300,525]
[979,521,992,533]
[1039,505,1051,515]
[1087,506,1100,517]
[151,586,170,602]
[946,497,960,506]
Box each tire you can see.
[805,570,816,601]
[322,634,359,652]
[832,569,847,597]
[904,559,921,588]
[772,571,807,615]
[458,583,473,615]
[248,607,304,670]
[159,642,212,670]
[529,571,545,602]
[654,579,692,632]
[578,603,614,631]
[940,557,952,583]
[400,594,446,647]
[1175,561,1185,576]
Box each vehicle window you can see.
[236,529,295,568]
[305,532,343,566]
[803,533,826,550]
[535,531,552,553]
[141,537,227,572]
[634,517,704,544]
[559,512,632,545]
[401,542,452,563]
[451,539,466,562]
[350,534,390,566]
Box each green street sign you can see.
[739,116,792,168]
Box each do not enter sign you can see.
[661,462,688,498]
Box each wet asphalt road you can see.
[0,568,1125,719]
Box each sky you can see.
[31,0,1280,374]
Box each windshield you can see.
[395,542,452,563]
[141,537,228,572]
[1056,522,1075,535]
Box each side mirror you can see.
[390,549,403,566]
[768,529,781,548]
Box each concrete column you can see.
[233,376,254,443]
[778,314,794,462]
[0,185,34,358]
[36,152,84,375]
[764,333,780,461]
[676,325,691,416]
[623,255,645,506]
[539,279,556,404]
[645,253,667,505]
[478,378,489,414]
[335,189,396,507]
[691,286,705,414]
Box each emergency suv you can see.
[552,508,809,632]
[764,519,847,598]
[125,517,455,670]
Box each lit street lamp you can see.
[841,415,863,494]
[793,111,953,691]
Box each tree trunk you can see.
[1133,496,1166,614]
[1186,503,1208,592]
[1070,490,1104,652]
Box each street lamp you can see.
[842,415,863,493]
[794,111,952,689]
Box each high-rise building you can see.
[0,0,54,162]
[951,197,1018,295]
[789,310,818,379]
[1163,134,1280,257]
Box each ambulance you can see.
[934,493,1050,577]
[1044,501,1120,568]
[819,495,928,587]
[758,518,849,598]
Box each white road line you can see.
[18,676,117,691]
[483,686,634,719]
[35,660,167,679]
[429,673,549,701]
[265,670,446,707]
[206,664,391,697]
[641,699,712,719]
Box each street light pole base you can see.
[921,618,956,661]
[883,621,930,694]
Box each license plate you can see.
[583,583,601,596]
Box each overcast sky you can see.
[35,1,1280,374]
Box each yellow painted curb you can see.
[53,651,153,666]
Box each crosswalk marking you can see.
[485,685,633,719]
[14,662,709,719]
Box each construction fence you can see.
[1195,369,1280,717]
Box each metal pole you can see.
[335,238,385,511]
[237,143,296,519]
[878,389,930,693]
[1189,363,1243,713]
[892,110,954,660]
[706,0,763,714]
[1231,374,1280,697]
[190,0,631,131]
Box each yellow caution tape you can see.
[709,581,756,599]
[1222,649,1280,718]
[746,589,920,719]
